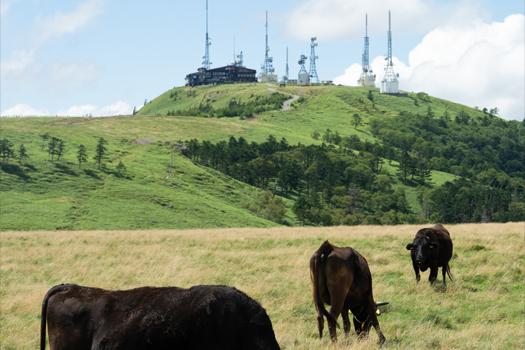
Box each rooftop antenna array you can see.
[202,0,212,69]
[358,14,376,87]
[259,11,277,83]
[309,37,319,84]
[298,54,310,85]
[380,10,399,94]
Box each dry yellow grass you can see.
[1,223,524,349]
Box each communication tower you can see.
[298,54,310,85]
[358,14,376,87]
[202,0,212,69]
[380,11,399,94]
[283,46,290,83]
[309,37,319,84]
[259,11,278,83]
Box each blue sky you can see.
[1,0,524,119]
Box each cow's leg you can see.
[441,266,447,287]
[370,313,386,346]
[341,309,351,337]
[317,313,324,339]
[412,260,420,283]
[429,266,438,284]
[327,291,345,342]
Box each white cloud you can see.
[0,104,49,117]
[0,49,36,76]
[334,14,525,120]
[58,101,133,117]
[2,101,133,117]
[36,0,103,41]
[285,0,484,40]
[1,0,104,78]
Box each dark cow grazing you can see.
[40,284,281,350]
[310,241,386,345]
[406,224,453,286]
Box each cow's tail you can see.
[446,264,453,281]
[311,242,338,327]
[41,284,73,350]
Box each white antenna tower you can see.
[380,10,399,94]
[358,14,376,87]
[298,54,310,85]
[309,37,319,84]
[202,0,212,69]
[259,11,277,83]
[285,47,290,81]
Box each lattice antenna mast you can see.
[387,10,393,67]
[233,36,236,64]
[381,10,399,94]
[237,51,244,67]
[285,47,290,79]
[202,0,212,69]
[261,11,275,75]
[309,37,319,84]
[362,14,370,73]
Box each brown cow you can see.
[406,224,453,286]
[40,284,281,350]
[310,241,386,345]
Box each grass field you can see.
[1,223,523,349]
[1,84,472,230]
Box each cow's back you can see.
[45,285,279,350]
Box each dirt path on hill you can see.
[267,87,300,111]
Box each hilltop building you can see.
[185,1,257,86]
[186,66,257,86]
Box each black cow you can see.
[310,241,386,345]
[40,284,281,350]
[406,224,453,286]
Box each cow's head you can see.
[406,230,437,269]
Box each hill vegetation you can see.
[1,224,524,349]
[1,84,524,230]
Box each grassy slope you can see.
[0,126,292,230]
[1,223,523,349]
[1,85,481,230]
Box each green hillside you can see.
[1,84,523,230]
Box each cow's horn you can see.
[376,301,389,307]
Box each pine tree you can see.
[94,138,108,169]
[77,144,88,168]
[18,144,28,164]
[115,161,127,178]
[0,138,14,163]
[56,139,65,161]
[352,113,362,129]
[48,137,59,161]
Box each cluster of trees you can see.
[182,136,415,225]
[181,127,525,224]
[166,93,289,118]
[38,134,110,169]
[369,108,525,178]
[0,139,28,164]
[2,134,129,178]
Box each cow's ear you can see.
[406,243,414,250]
